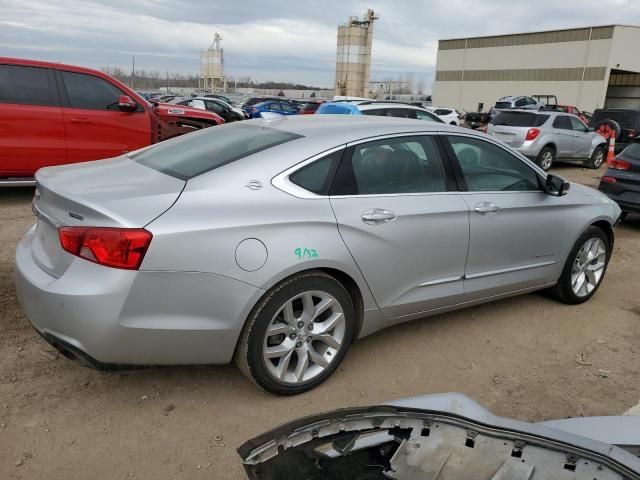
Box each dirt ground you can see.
[1,163,639,479]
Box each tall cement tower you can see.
[199,33,226,92]
[335,9,378,98]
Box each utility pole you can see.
[131,56,135,90]
[166,70,169,93]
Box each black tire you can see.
[235,271,356,395]
[549,226,610,304]
[536,146,555,171]
[588,145,606,169]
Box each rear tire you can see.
[235,271,356,395]
[536,146,555,171]
[588,146,606,169]
[549,226,610,304]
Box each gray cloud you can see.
[2,0,640,89]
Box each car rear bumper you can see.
[15,226,264,367]
[598,176,640,213]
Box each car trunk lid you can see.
[31,155,185,277]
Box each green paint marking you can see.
[295,248,319,259]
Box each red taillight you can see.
[251,107,258,113]
[608,158,631,170]
[600,176,617,183]
[525,128,540,141]
[58,227,152,270]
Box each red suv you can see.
[0,58,224,185]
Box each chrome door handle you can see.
[474,202,500,214]
[362,208,396,225]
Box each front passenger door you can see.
[569,115,592,158]
[444,135,566,299]
[330,135,469,318]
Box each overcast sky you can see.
[2,0,640,90]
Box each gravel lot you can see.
[1,163,639,479]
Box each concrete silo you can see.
[199,33,226,92]
[335,9,378,98]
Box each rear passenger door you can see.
[0,64,66,176]
[551,115,574,158]
[59,70,151,163]
[329,134,470,318]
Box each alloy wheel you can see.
[571,238,606,297]
[262,291,345,384]
[541,151,553,170]
[593,149,604,167]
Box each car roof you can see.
[254,114,462,140]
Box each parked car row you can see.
[0,57,225,185]
[16,114,621,395]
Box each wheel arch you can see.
[590,219,614,252]
[235,266,367,356]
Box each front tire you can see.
[536,146,555,171]
[235,271,355,395]
[588,146,605,169]
[550,226,610,304]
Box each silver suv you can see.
[487,110,607,170]
[494,96,545,110]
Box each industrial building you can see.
[334,9,377,98]
[432,25,640,113]
[199,33,226,92]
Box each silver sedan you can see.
[15,115,622,394]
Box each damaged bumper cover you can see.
[238,393,640,480]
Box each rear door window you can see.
[0,64,58,107]
[553,116,572,130]
[331,136,448,195]
[61,71,126,110]
[132,124,303,180]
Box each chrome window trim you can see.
[271,144,347,199]
[272,130,552,199]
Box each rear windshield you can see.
[590,110,638,128]
[622,141,640,161]
[494,102,512,109]
[131,124,302,180]
[490,112,549,127]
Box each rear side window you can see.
[491,112,548,127]
[132,124,303,180]
[289,149,342,195]
[0,65,58,107]
[621,141,640,161]
[61,71,126,110]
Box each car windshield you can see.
[490,112,548,126]
[591,110,637,128]
[131,124,303,180]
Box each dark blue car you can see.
[244,100,298,119]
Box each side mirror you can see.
[587,126,595,132]
[545,174,570,196]
[117,95,137,112]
